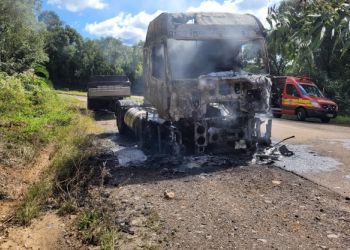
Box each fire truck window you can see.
[152,45,165,80]
[286,84,300,97]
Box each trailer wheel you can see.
[116,103,128,135]
[296,108,306,121]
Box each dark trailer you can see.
[87,75,131,111]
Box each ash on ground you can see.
[275,144,342,173]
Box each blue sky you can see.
[43,0,281,45]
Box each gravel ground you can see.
[65,132,350,250]
[82,163,350,249]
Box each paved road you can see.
[272,118,350,197]
[68,94,350,197]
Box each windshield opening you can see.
[167,39,267,80]
[298,83,324,97]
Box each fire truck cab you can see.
[271,76,338,123]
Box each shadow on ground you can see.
[93,110,115,121]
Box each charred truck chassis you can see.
[115,12,272,154]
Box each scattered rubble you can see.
[164,191,175,200]
[279,145,294,156]
[252,136,295,165]
[272,180,281,185]
[257,238,267,243]
[327,234,339,239]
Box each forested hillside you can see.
[0,0,143,89]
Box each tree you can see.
[39,11,63,31]
[0,0,47,74]
[39,10,145,89]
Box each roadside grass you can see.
[0,72,100,224]
[55,89,87,97]
[76,209,118,249]
[0,72,83,166]
[332,115,350,125]
[125,95,144,103]
[15,99,98,225]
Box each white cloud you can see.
[85,0,281,45]
[86,11,163,45]
[48,0,107,12]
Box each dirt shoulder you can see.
[0,144,55,221]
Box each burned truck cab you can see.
[118,12,272,154]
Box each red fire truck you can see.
[271,76,338,123]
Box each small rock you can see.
[205,234,212,240]
[130,218,142,226]
[327,234,339,239]
[164,190,175,200]
[257,238,267,243]
[272,180,281,185]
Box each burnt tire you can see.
[321,117,331,123]
[296,108,306,121]
[115,103,128,135]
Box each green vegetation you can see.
[125,95,144,103]
[0,69,98,225]
[76,209,117,249]
[39,10,143,88]
[16,178,51,225]
[14,92,98,224]
[0,0,47,74]
[267,0,350,115]
[0,0,102,226]
[333,115,350,125]
[0,72,72,165]
[0,1,143,90]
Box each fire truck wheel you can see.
[296,108,306,121]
